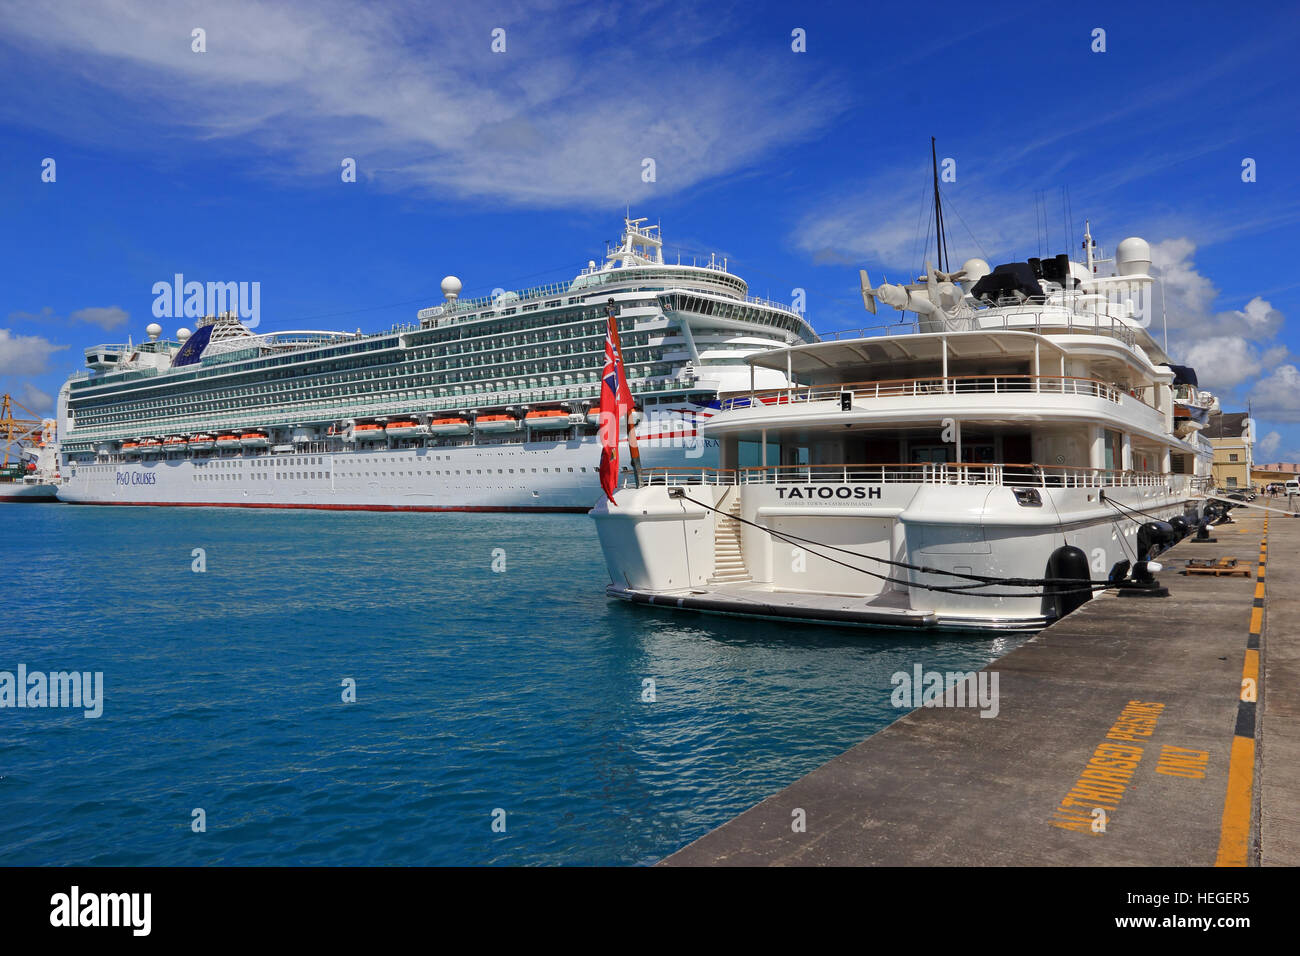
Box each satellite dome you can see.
[176,327,192,342]
[1115,237,1152,277]
[145,322,163,341]
[440,276,463,301]
[960,258,991,284]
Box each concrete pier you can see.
[664,509,1295,866]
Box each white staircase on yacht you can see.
[708,492,751,584]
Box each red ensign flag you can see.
[598,301,634,503]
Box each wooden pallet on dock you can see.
[1182,557,1253,577]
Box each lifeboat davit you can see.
[215,433,241,449]
[163,435,188,449]
[188,433,216,451]
[384,418,429,439]
[122,441,141,455]
[139,437,163,454]
[427,416,471,436]
[239,430,270,447]
[524,408,572,431]
[474,413,520,434]
[353,422,386,441]
[585,407,641,426]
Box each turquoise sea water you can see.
[0,504,1024,865]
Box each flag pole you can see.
[627,407,643,489]
[606,298,642,489]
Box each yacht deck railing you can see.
[722,374,1149,411]
[634,462,1209,491]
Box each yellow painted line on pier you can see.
[1215,737,1256,866]
[1242,648,1259,684]
[1216,516,1266,867]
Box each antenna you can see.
[1066,186,1075,257]
[1060,186,1069,258]
[930,137,949,274]
[1035,192,1043,259]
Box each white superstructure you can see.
[592,226,1217,631]
[55,217,816,510]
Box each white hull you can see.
[592,481,1203,631]
[59,436,719,511]
[0,481,59,502]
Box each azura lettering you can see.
[775,485,882,500]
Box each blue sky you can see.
[2,1,1298,456]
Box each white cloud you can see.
[1183,335,1264,389]
[18,383,53,414]
[1257,430,1282,459]
[0,329,68,375]
[10,304,129,330]
[1249,364,1300,423]
[1153,240,1286,344]
[0,1,842,208]
[69,306,129,330]
[7,307,57,324]
[1150,238,1217,325]
[793,165,1046,276]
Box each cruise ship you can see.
[592,224,1218,631]
[55,218,816,510]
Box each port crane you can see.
[1,393,48,470]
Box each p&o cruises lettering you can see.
[775,485,881,500]
[115,472,157,486]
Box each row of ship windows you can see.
[72,365,676,427]
[660,293,809,335]
[75,359,615,414]
[76,309,632,396]
[72,345,669,413]
[73,320,759,425]
[190,466,593,480]
[74,303,764,416]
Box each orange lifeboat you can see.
[384,418,429,439]
[474,413,520,434]
[524,408,572,431]
[428,416,471,436]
